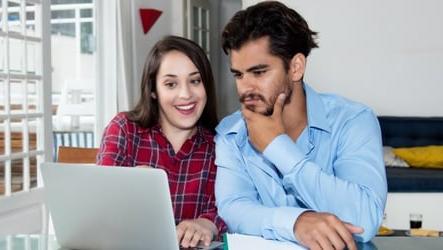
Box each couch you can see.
[378,116,443,192]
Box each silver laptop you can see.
[41,162,179,250]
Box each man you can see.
[214,2,387,250]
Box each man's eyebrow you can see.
[246,64,269,72]
[230,64,269,74]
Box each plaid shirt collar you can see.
[136,123,208,159]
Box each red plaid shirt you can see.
[97,113,226,234]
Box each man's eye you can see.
[233,73,243,79]
[253,70,266,76]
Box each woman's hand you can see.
[176,218,218,248]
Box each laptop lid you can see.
[41,162,179,250]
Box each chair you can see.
[52,131,95,161]
[57,146,98,164]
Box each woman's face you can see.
[155,50,207,133]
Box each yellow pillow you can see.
[393,146,443,168]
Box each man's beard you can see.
[239,81,293,116]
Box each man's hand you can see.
[176,218,217,248]
[294,212,364,250]
[242,93,286,152]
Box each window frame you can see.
[186,0,210,57]
[0,0,52,198]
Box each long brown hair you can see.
[126,36,218,131]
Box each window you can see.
[50,0,96,158]
[0,0,52,197]
[1,0,96,148]
[187,0,210,57]
[0,0,96,197]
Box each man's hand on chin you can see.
[294,211,364,250]
[242,93,286,152]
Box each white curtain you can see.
[116,0,133,112]
[95,0,133,143]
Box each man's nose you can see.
[237,74,256,93]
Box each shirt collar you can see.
[135,123,150,134]
[221,111,246,136]
[304,83,331,133]
[150,123,208,146]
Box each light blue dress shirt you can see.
[215,84,387,243]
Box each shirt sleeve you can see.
[263,109,387,242]
[215,134,309,243]
[198,158,228,236]
[96,116,130,166]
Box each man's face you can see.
[230,37,292,116]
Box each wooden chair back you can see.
[57,146,98,163]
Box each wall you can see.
[241,0,443,117]
[385,193,443,231]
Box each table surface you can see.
[0,235,221,250]
[1,234,443,250]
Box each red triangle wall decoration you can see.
[139,8,162,35]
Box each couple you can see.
[97,2,387,250]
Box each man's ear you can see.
[289,53,306,82]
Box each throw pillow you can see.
[393,145,443,168]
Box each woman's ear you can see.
[289,53,306,82]
[151,92,157,99]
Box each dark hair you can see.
[126,36,218,131]
[222,1,318,70]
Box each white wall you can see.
[242,0,443,116]
[385,193,443,230]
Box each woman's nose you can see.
[178,83,192,99]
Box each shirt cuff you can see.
[263,207,309,242]
[263,134,305,175]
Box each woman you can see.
[97,36,225,248]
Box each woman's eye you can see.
[190,78,202,85]
[165,82,177,88]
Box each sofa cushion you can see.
[384,146,409,167]
[393,145,443,168]
[378,116,443,192]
